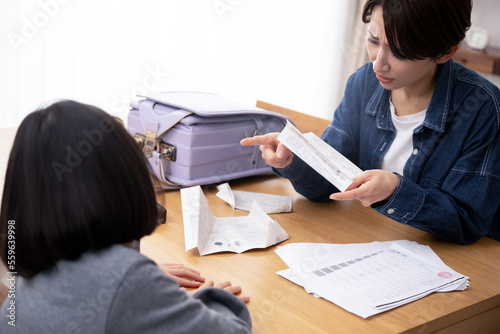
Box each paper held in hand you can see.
[277,121,363,192]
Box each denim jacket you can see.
[275,60,500,244]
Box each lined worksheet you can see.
[276,241,469,318]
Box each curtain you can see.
[346,0,370,78]
[0,0,355,128]
[337,0,370,110]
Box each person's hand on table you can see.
[185,280,250,303]
[240,133,293,169]
[158,263,205,288]
[330,170,400,207]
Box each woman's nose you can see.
[373,48,390,73]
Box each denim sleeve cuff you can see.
[373,174,426,224]
[272,155,308,181]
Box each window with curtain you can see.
[0,0,364,129]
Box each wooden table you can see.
[141,105,500,334]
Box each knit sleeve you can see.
[106,259,251,333]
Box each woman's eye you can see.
[367,38,379,46]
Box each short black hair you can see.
[0,100,158,278]
[362,0,472,60]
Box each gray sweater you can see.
[0,244,252,333]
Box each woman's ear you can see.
[436,45,459,64]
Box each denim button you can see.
[387,208,395,214]
[412,148,419,155]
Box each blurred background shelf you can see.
[454,44,500,75]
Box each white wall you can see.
[471,0,500,48]
[0,0,356,129]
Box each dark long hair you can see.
[0,100,158,278]
[362,0,472,60]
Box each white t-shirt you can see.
[380,100,426,175]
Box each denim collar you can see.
[365,59,456,133]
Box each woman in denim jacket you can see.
[242,0,500,245]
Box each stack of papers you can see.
[276,240,469,318]
[181,186,289,255]
[277,121,362,192]
[216,182,293,213]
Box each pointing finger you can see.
[240,133,280,147]
[240,136,268,146]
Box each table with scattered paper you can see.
[140,105,500,334]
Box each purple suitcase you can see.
[127,92,290,189]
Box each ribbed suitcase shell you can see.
[127,92,288,188]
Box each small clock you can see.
[465,26,489,51]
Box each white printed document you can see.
[277,121,363,192]
[275,240,469,318]
[181,186,289,256]
[216,182,293,213]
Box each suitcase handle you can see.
[139,100,193,139]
